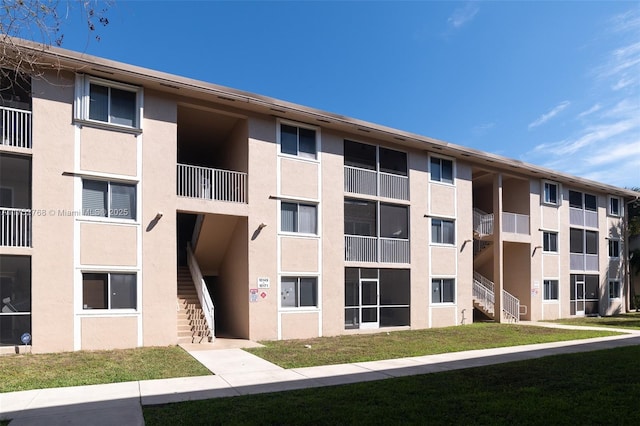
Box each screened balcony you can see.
[0,154,31,247]
[344,199,410,263]
[177,164,247,204]
[501,212,529,235]
[344,140,409,201]
[0,72,32,149]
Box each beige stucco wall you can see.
[430,247,457,276]
[431,307,457,328]
[81,316,138,350]
[503,242,532,320]
[281,237,319,272]
[247,116,278,340]
[542,302,561,320]
[320,130,346,336]
[30,72,76,353]
[80,127,137,176]
[80,223,137,266]
[455,162,474,325]
[429,184,456,217]
[140,90,178,346]
[217,119,248,173]
[281,312,319,339]
[280,158,319,199]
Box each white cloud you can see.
[472,122,495,135]
[525,9,640,188]
[577,103,601,118]
[528,101,571,130]
[447,3,479,29]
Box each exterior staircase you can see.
[472,271,520,323]
[177,266,213,343]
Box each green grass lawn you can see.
[143,344,640,425]
[246,323,620,368]
[549,312,640,329]
[0,346,211,393]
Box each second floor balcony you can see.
[345,235,410,264]
[0,207,31,247]
[1,106,32,149]
[177,163,247,204]
[344,166,409,201]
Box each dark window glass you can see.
[584,194,597,211]
[430,157,453,184]
[569,191,582,208]
[570,228,583,253]
[610,198,620,216]
[432,279,455,303]
[543,232,558,252]
[280,124,298,156]
[379,269,410,305]
[544,183,558,204]
[585,231,598,255]
[543,280,559,300]
[110,274,136,309]
[110,183,136,220]
[82,180,108,217]
[110,88,136,127]
[380,203,408,239]
[609,240,620,258]
[344,199,376,236]
[89,84,108,122]
[344,140,376,170]
[298,128,316,158]
[585,275,599,299]
[82,273,108,309]
[379,147,407,176]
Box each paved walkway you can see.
[2,325,640,425]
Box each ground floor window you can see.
[543,279,559,300]
[0,255,31,345]
[608,280,620,299]
[431,278,455,303]
[344,268,410,329]
[570,274,599,315]
[82,272,137,310]
[280,276,318,308]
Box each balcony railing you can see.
[473,208,494,237]
[502,212,529,235]
[344,166,409,201]
[0,208,32,247]
[570,207,598,228]
[177,163,247,204]
[345,235,410,263]
[570,253,599,271]
[1,106,32,149]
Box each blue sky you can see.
[52,1,639,188]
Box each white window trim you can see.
[278,274,320,311]
[80,270,138,313]
[428,154,456,186]
[431,277,456,305]
[74,74,143,133]
[278,200,319,236]
[430,217,456,246]
[608,279,621,300]
[81,178,139,223]
[542,231,559,254]
[608,196,622,217]
[541,180,561,206]
[277,118,321,163]
[542,279,560,302]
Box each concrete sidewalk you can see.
[2,327,640,425]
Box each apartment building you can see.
[0,41,637,353]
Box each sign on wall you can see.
[257,277,270,289]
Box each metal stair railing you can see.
[502,289,520,323]
[186,243,215,342]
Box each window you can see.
[543,182,559,205]
[543,232,558,252]
[281,277,317,308]
[569,190,596,211]
[82,180,137,220]
[344,199,376,236]
[543,280,559,300]
[430,157,453,184]
[431,219,455,245]
[609,240,620,258]
[608,280,620,299]
[379,147,407,176]
[380,203,408,239]
[570,228,598,255]
[432,278,455,303]
[280,123,317,159]
[281,202,317,234]
[609,197,621,217]
[82,273,136,310]
[76,75,141,128]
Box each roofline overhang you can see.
[4,37,639,200]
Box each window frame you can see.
[82,178,137,221]
[431,278,455,304]
[542,181,560,206]
[608,239,620,258]
[608,196,622,217]
[280,201,318,235]
[431,218,456,245]
[81,272,137,311]
[280,276,319,309]
[278,120,319,160]
[429,156,455,185]
[75,74,142,132]
[608,280,621,299]
[543,279,559,301]
[542,231,558,253]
